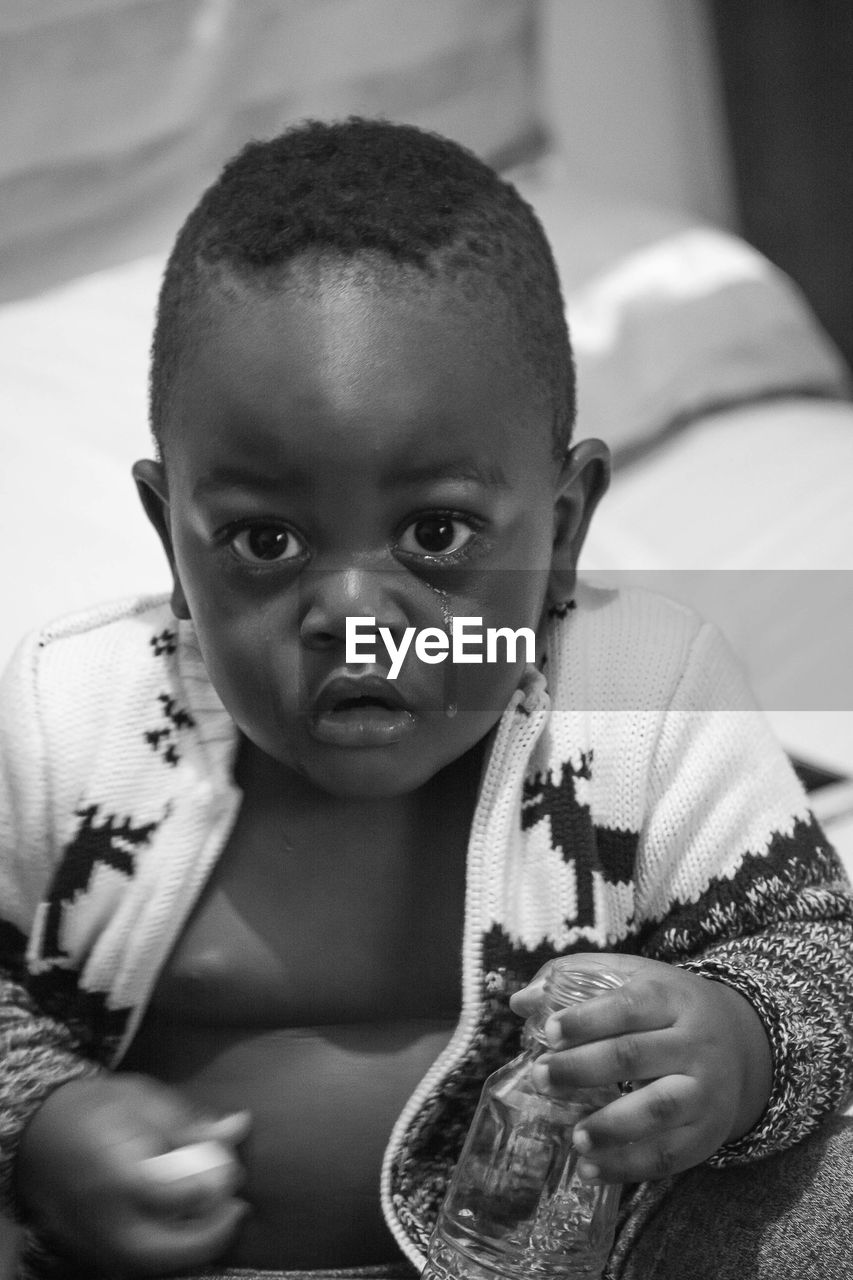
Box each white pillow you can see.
[0,0,542,301]
[513,165,851,458]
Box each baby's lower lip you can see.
[309,703,416,748]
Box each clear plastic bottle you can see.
[422,963,623,1280]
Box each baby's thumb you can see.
[508,971,549,1017]
[137,1137,244,1218]
[509,953,628,1016]
[184,1109,252,1148]
[141,1109,252,1211]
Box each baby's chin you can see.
[294,749,460,801]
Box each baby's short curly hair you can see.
[150,117,575,457]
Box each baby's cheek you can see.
[193,623,279,727]
[442,654,522,722]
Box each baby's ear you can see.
[548,439,610,607]
[132,460,190,620]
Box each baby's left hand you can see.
[509,953,773,1184]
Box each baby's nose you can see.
[298,566,409,649]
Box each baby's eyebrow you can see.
[191,459,509,501]
[392,460,509,490]
[192,467,285,499]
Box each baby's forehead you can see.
[158,252,555,478]
[184,258,529,386]
[164,286,551,483]
[196,251,507,332]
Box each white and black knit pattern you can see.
[0,585,851,1274]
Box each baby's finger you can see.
[572,1075,701,1153]
[545,976,679,1050]
[183,1109,253,1148]
[573,1121,704,1184]
[508,974,550,1016]
[539,1027,686,1093]
[135,1141,242,1216]
[509,955,630,1017]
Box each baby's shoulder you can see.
[29,592,175,646]
[1,595,192,738]
[569,578,704,643]
[13,592,175,674]
[547,580,716,712]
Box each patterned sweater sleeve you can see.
[0,634,103,1219]
[633,620,853,1165]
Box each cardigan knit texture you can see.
[1,582,852,1274]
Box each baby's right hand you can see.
[15,1073,251,1276]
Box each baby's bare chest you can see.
[144,777,469,1026]
[120,783,471,1267]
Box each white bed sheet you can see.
[582,398,853,768]
[583,398,853,868]
[1,255,169,661]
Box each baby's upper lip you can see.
[312,672,411,718]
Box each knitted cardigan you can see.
[1,584,852,1274]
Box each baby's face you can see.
[148,268,576,797]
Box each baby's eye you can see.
[229,524,304,564]
[397,515,475,558]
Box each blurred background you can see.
[2,0,851,356]
[0,0,739,297]
[1,2,852,1270]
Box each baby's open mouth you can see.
[333,694,396,712]
[310,675,416,747]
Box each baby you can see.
[2,119,852,1280]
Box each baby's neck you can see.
[233,731,485,821]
